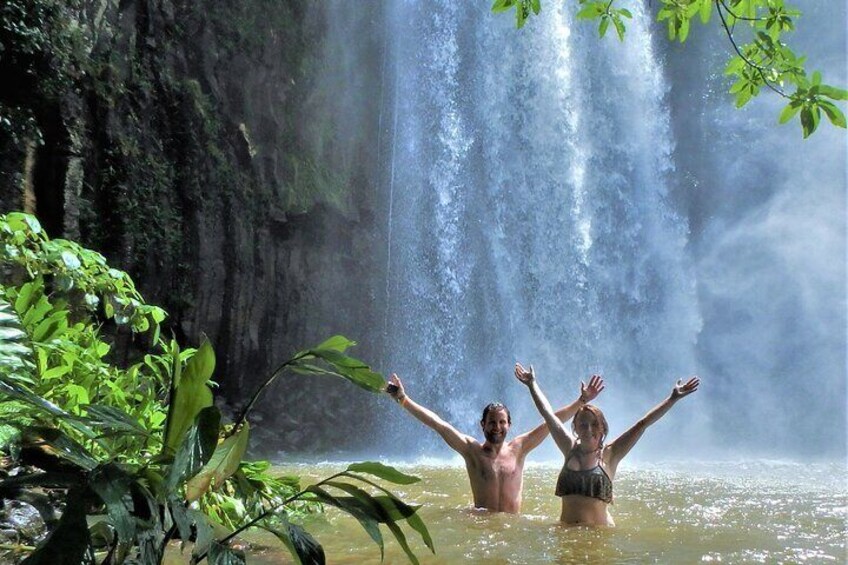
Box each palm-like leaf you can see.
[0,291,35,385]
[0,291,37,451]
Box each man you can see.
[385,368,604,513]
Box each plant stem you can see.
[192,471,347,563]
[0,543,36,551]
[228,351,310,435]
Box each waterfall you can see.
[369,1,702,454]
[300,1,845,458]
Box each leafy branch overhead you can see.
[491,0,847,137]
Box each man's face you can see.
[481,408,510,444]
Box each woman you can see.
[514,362,699,526]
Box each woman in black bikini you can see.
[514,362,699,526]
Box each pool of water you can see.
[234,459,845,564]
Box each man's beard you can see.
[484,430,506,444]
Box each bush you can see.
[0,212,433,564]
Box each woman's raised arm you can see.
[515,363,575,456]
[607,377,700,468]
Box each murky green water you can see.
[232,460,845,564]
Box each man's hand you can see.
[386,373,407,403]
[670,376,700,400]
[580,374,605,404]
[514,362,535,386]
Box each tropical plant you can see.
[491,0,848,137]
[0,212,434,564]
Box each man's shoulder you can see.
[464,439,487,452]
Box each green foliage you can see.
[163,338,215,453]
[199,461,311,532]
[292,335,387,393]
[1,213,167,335]
[186,422,251,502]
[492,0,541,29]
[575,1,632,40]
[0,0,89,146]
[491,0,847,137]
[1,212,433,564]
[776,71,848,137]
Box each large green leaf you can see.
[83,404,150,436]
[292,347,384,393]
[168,496,214,557]
[136,522,165,565]
[22,487,95,565]
[260,515,326,565]
[491,0,516,15]
[310,335,355,353]
[233,335,381,431]
[779,99,803,123]
[209,541,247,565]
[129,480,165,564]
[0,293,35,383]
[192,508,215,560]
[397,503,433,556]
[166,406,221,493]
[186,421,250,502]
[168,495,193,548]
[337,475,434,555]
[323,481,426,563]
[0,376,98,439]
[345,462,420,485]
[23,427,100,471]
[88,463,136,555]
[819,99,847,127]
[164,338,215,452]
[818,84,848,100]
[306,486,384,559]
[324,481,414,522]
[31,309,68,342]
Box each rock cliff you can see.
[0,0,386,453]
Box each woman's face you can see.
[574,411,604,446]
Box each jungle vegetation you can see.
[0,212,434,564]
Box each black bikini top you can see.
[555,450,613,503]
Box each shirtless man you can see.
[385,370,604,513]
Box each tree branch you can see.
[715,0,789,99]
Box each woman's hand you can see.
[386,373,407,402]
[580,374,605,403]
[671,376,700,400]
[514,362,535,386]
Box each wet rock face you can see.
[0,1,386,452]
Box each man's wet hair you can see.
[481,402,511,424]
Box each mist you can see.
[271,0,846,461]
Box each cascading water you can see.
[372,1,703,455]
[297,1,845,458]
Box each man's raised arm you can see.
[514,372,605,454]
[386,373,475,454]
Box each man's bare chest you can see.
[471,452,521,483]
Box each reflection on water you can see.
[237,460,845,564]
